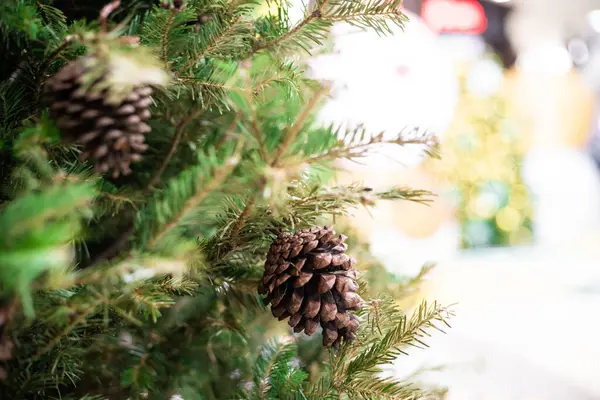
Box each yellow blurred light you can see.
[509,190,529,209]
[509,227,533,245]
[496,207,522,232]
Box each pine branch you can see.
[32,298,103,360]
[161,11,176,63]
[240,66,270,163]
[345,301,452,379]
[178,77,241,93]
[178,15,248,75]
[146,107,207,191]
[254,0,406,55]
[305,125,439,165]
[257,341,285,399]
[230,195,256,239]
[1,182,95,241]
[144,142,244,250]
[397,263,436,297]
[345,376,422,400]
[252,338,306,399]
[272,87,325,166]
[253,7,323,54]
[322,0,406,35]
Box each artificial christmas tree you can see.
[0,0,452,399]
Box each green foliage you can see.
[0,1,44,41]
[0,0,450,399]
[135,141,245,253]
[251,339,309,399]
[0,139,95,316]
[312,298,452,399]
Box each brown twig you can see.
[215,114,241,150]
[161,11,177,63]
[253,7,321,53]
[227,89,325,242]
[271,87,325,167]
[240,64,269,163]
[37,37,74,76]
[32,299,103,360]
[177,16,243,76]
[99,1,121,32]
[230,196,256,239]
[147,141,244,249]
[146,107,206,191]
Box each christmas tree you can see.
[0,1,452,398]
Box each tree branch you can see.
[32,299,103,360]
[230,196,256,239]
[146,107,206,191]
[271,87,325,166]
[178,16,243,75]
[241,69,269,163]
[147,142,244,249]
[253,7,322,53]
[161,11,177,63]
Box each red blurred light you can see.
[421,0,488,35]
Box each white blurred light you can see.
[587,10,600,33]
[369,224,460,277]
[522,149,600,244]
[567,37,590,65]
[437,35,486,64]
[516,43,573,75]
[489,0,511,3]
[466,58,504,97]
[308,11,459,170]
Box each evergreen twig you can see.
[272,87,325,166]
[147,141,244,249]
[32,298,103,360]
[147,107,207,191]
[178,15,244,75]
[161,11,177,63]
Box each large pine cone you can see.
[259,227,362,348]
[44,56,153,178]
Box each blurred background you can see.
[287,0,600,398]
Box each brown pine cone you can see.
[44,56,153,178]
[259,227,362,348]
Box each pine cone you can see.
[45,56,153,178]
[259,227,362,348]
